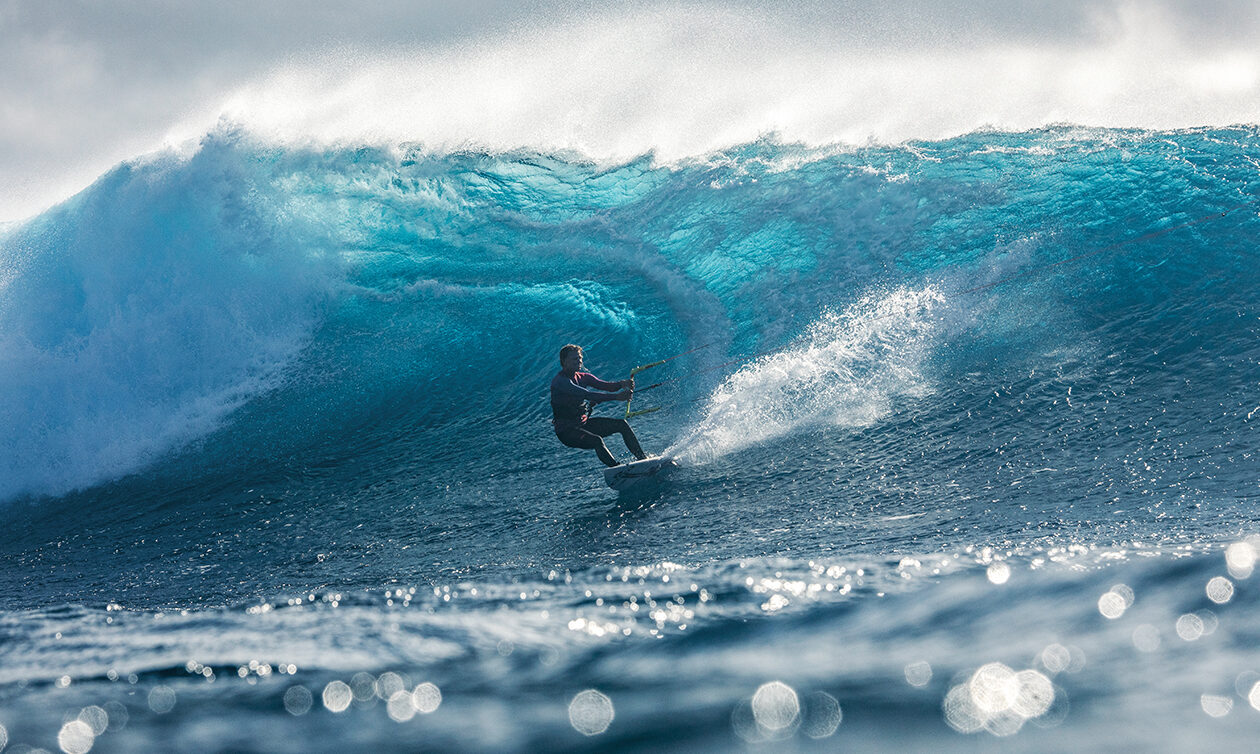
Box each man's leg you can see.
[557,427,620,467]
[585,418,647,460]
[590,439,618,467]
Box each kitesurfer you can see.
[550,344,648,467]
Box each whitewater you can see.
[3,6,1260,753]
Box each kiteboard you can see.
[603,456,678,491]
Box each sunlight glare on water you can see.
[386,691,416,722]
[323,681,352,712]
[569,690,615,736]
[1039,644,1071,674]
[731,681,805,743]
[284,686,313,715]
[800,691,843,739]
[102,701,127,731]
[1201,694,1233,718]
[57,719,95,754]
[1098,590,1127,619]
[78,706,108,736]
[147,686,176,714]
[1225,542,1256,579]
[986,562,1011,585]
[969,664,1019,715]
[752,681,801,732]
[944,663,1056,737]
[412,682,442,714]
[375,672,407,700]
[351,672,377,703]
[1176,613,1205,642]
[1098,583,1135,619]
[904,661,933,687]
[1206,576,1234,604]
[1011,671,1054,718]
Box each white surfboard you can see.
[603,456,679,491]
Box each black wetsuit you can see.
[550,370,646,467]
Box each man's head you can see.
[559,344,583,372]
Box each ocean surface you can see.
[2,124,1260,752]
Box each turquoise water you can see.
[2,125,1259,751]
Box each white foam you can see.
[669,286,945,462]
[212,6,1260,164]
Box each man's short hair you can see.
[559,344,582,364]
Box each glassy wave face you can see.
[2,126,1260,751]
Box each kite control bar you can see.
[624,342,714,419]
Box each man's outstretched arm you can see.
[554,378,632,403]
[576,373,636,393]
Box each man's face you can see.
[562,349,584,372]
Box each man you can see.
[550,344,649,467]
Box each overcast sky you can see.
[2,0,1258,221]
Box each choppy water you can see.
[2,124,1260,752]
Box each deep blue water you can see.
[2,125,1260,751]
